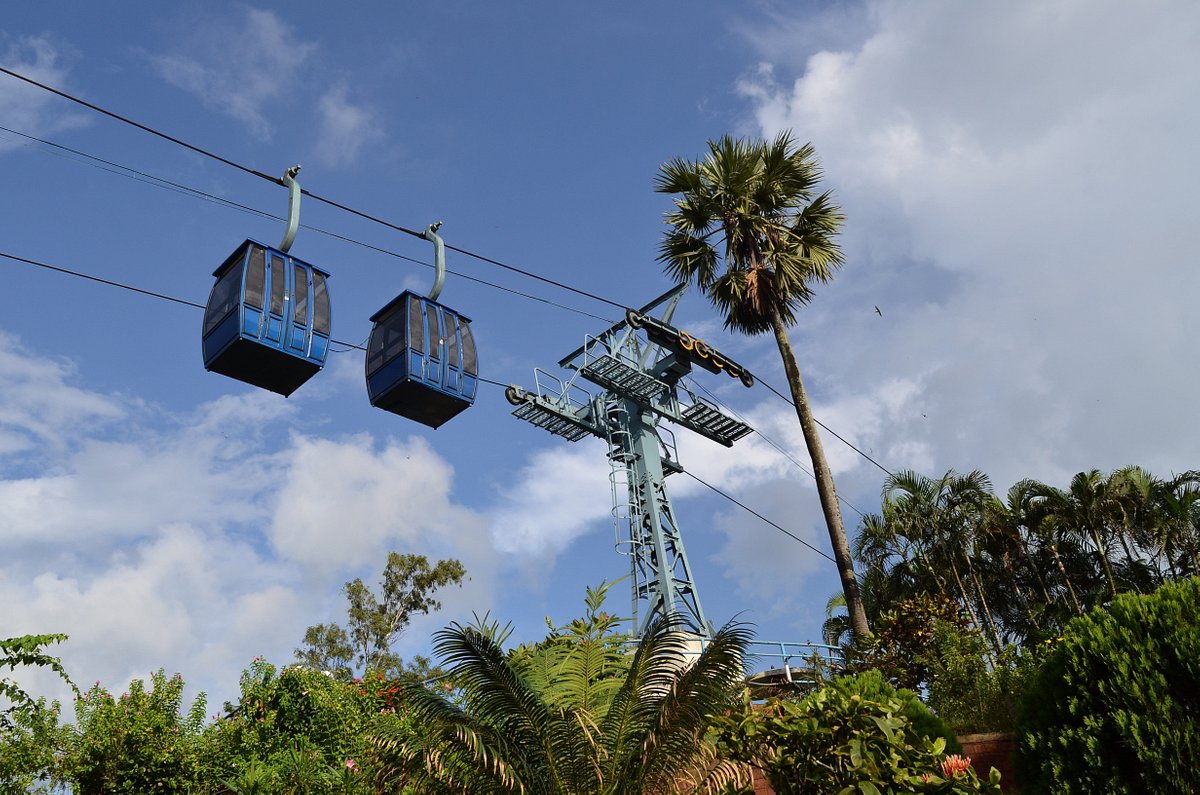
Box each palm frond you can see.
[602,617,750,792]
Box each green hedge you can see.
[1015,577,1200,793]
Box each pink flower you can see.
[941,754,973,778]
[345,758,358,771]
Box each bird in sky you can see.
[875,305,882,316]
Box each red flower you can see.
[941,754,973,778]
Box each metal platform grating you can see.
[513,400,593,442]
[681,402,753,444]
[580,355,668,402]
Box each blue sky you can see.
[3,1,1198,709]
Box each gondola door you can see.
[286,259,310,358]
[426,303,444,389]
[263,250,288,347]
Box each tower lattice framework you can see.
[506,286,755,637]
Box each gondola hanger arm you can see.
[424,221,445,302]
[279,165,302,253]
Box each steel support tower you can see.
[505,286,755,638]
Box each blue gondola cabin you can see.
[202,239,331,396]
[366,291,477,428]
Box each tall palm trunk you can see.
[946,556,996,668]
[966,559,1005,658]
[1086,525,1120,599]
[768,304,870,641]
[1047,541,1085,616]
[1017,534,1054,606]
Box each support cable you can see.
[0,66,631,313]
[0,66,894,477]
[684,376,867,519]
[0,123,614,324]
[757,379,895,479]
[681,470,837,564]
[0,250,363,351]
[0,248,547,389]
[2,247,836,559]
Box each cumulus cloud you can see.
[734,0,1200,494]
[487,441,612,557]
[0,334,497,706]
[269,433,472,572]
[0,34,87,153]
[150,8,316,139]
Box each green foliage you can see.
[0,697,71,794]
[855,465,1200,658]
[828,670,960,756]
[923,625,1038,736]
[295,624,354,680]
[851,593,967,691]
[66,669,207,794]
[296,552,466,679]
[655,132,845,335]
[0,634,76,723]
[842,591,1035,736]
[202,657,385,792]
[508,579,634,717]
[0,633,76,793]
[1015,577,1200,793]
[714,686,1002,795]
[370,588,752,794]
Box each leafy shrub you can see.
[924,624,1038,736]
[201,658,386,791]
[851,593,968,691]
[1,633,76,791]
[67,669,207,794]
[0,697,71,793]
[831,669,961,755]
[846,594,1033,736]
[714,685,1002,794]
[1015,577,1200,793]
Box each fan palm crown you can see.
[656,132,844,334]
[656,132,869,640]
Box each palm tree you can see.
[369,614,752,794]
[656,133,869,640]
[880,469,1003,660]
[1153,470,1200,578]
[1034,471,1123,599]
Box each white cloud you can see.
[313,83,383,168]
[0,331,125,462]
[735,0,1200,495]
[487,440,612,556]
[0,34,87,153]
[0,333,497,707]
[151,8,315,139]
[268,433,473,572]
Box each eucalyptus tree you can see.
[370,614,752,794]
[296,552,466,679]
[656,132,869,640]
